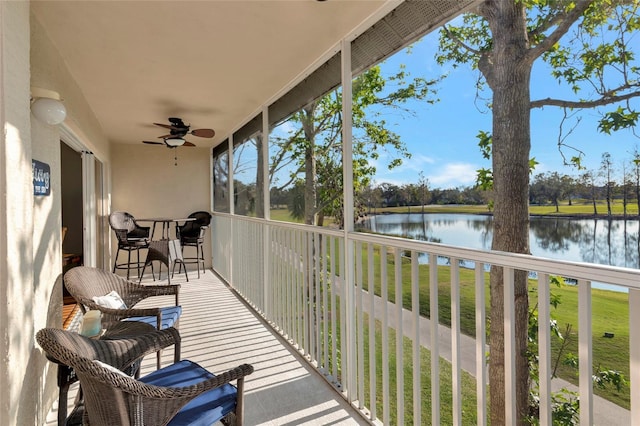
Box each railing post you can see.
[341,38,357,403]
[538,273,551,426]
[504,267,516,424]
[578,279,593,425]
[475,262,487,426]
[430,253,440,425]
[630,288,640,424]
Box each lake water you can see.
[357,213,640,292]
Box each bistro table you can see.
[137,217,195,240]
[136,217,195,284]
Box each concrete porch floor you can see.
[45,268,369,425]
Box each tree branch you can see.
[531,88,640,109]
[442,24,484,56]
[527,0,595,62]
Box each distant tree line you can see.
[272,150,640,217]
[531,150,640,216]
[266,150,640,217]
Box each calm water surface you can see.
[358,213,640,291]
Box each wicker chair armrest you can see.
[131,283,180,305]
[79,299,163,323]
[100,328,181,369]
[117,307,164,318]
[133,283,180,296]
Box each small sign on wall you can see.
[32,159,51,196]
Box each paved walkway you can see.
[358,287,630,425]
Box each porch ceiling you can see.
[30,0,387,149]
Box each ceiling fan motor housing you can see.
[143,117,214,148]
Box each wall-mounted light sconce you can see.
[31,87,67,125]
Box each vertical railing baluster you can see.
[504,267,516,424]
[475,262,487,426]
[356,241,365,408]
[296,230,303,348]
[430,252,440,425]
[339,240,347,388]
[451,258,461,425]
[538,273,551,426]
[314,232,321,365]
[368,243,377,422]
[411,250,421,426]
[381,246,390,426]
[631,288,640,425]
[272,228,279,332]
[330,236,338,383]
[322,234,329,372]
[394,248,404,425]
[578,279,593,425]
[287,230,294,341]
[304,231,311,357]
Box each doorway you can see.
[60,140,108,327]
[60,142,83,277]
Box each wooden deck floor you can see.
[46,269,368,425]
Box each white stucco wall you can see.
[110,143,213,269]
[0,2,43,424]
[0,4,114,424]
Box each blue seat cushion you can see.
[140,360,238,426]
[124,305,182,329]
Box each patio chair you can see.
[175,211,212,278]
[109,211,152,280]
[64,266,181,368]
[37,327,254,426]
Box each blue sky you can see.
[371,29,640,190]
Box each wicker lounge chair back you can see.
[64,266,182,368]
[37,327,253,426]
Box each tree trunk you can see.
[255,134,265,218]
[483,2,531,424]
[301,105,317,225]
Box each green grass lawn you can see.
[357,247,631,409]
[364,199,640,217]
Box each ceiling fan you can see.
[142,117,215,148]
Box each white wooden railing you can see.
[211,213,640,425]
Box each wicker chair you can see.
[64,266,181,368]
[37,327,254,426]
[109,211,152,280]
[175,211,212,278]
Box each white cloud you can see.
[373,158,478,189]
[427,162,478,188]
[406,153,436,170]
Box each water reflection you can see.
[358,213,640,270]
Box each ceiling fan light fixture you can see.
[165,137,185,147]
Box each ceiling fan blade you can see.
[154,122,179,130]
[182,141,196,147]
[157,133,173,139]
[142,140,164,145]
[190,128,215,138]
